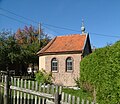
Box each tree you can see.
[15,25,50,45]
[0,30,21,70]
[0,26,50,74]
[15,25,50,64]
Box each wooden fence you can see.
[61,92,97,104]
[0,75,97,104]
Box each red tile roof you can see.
[37,34,87,55]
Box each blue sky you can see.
[0,0,120,48]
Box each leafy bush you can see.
[35,69,52,84]
[78,41,120,104]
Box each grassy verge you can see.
[62,88,93,101]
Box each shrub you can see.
[35,69,52,84]
[77,41,120,104]
[74,77,81,88]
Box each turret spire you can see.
[81,19,85,34]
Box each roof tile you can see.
[37,34,87,55]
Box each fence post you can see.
[0,71,1,82]
[4,75,9,104]
[55,92,61,104]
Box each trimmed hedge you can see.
[80,41,120,104]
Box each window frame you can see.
[66,57,73,72]
[51,58,58,72]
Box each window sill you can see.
[52,71,58,73]
[66,70,73,73]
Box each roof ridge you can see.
[57,34,87,38]
[57,34,81,37]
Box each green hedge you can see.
[80,41,120,104]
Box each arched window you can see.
[66,57,73,71]
[51,58,58,71]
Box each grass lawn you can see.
[62,88,93,101]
